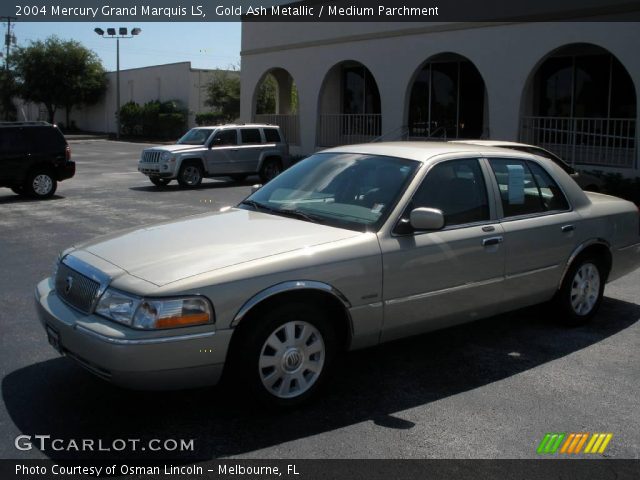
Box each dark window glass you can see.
[489,158,569,217]
[341,66,380,115]
[411,159,489,226]
[527,161,570,211]
[212,129,237,146]
[241,128,262,144]
[263,128,281,142]
[0,128,25,154]
[24,127,65,152]
[489,159,545,217]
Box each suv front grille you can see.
[142,151,162,163]
[55,262,100,313]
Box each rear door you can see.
[0,128,28,183]
[379,157,506,341]
[486,157,581,308]
[233,128,264,173]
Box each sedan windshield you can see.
[177,128,214,145]
[240,153,420,232]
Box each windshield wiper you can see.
[241,200,322,224]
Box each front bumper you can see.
[35,278,232,390]
[138,163,175,178]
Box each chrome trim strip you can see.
[231,280,352,327]
[75,324,216,345]
[384,276,504,306]
[557,238,611,290]
[618,241,640,252]
[505,264,559,280]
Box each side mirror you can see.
[251,184,263,194]
[409,207,445,231]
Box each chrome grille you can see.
[142,151,161,163]
[55,262,100,313]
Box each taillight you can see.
[65,145,71,161]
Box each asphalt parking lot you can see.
[0,139,638,461]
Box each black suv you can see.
[0,122,75,198]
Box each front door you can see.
[379,157,506,342]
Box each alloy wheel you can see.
[570,262,601,316]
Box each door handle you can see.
[561,224,575,232]
[482,236,503,246]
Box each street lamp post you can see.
[94,27,141,140]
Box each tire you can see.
[259,158,283,183]
[555,255,605,326]
[150,177,171,187]
[230,174,248,183]
[231,302,336,408]
[24,170,57,199]
[177,161,203,188]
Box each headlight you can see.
[161,151,172,161]
[133,297,213,329]
[95,288,213,330]
[95,289,141,326]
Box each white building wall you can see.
[241,22,640,175]
[16,62,223,133]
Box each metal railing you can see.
[317,114,382,147]
[254,114,300,145]
[520,116,636,168]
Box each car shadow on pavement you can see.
[3,296,638,461]
[0,194,65,205]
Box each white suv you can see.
[138,124,289,187]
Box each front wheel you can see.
[150,177,171,187]
[555,256,605,326]
[232,303,336,407]
[259,159,282,183]
[25,171,57,199]
[177,162,203,188]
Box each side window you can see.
[527,161,570,211]
[211,129,237,146]
[411,159,490,226]
[263,128,281,143]
[0,128,25,153]
[240,128,262,144]
[489,158,568,217]
[25,128,65,153]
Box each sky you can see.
[4,21,242,72]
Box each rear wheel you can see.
[150,177,171,187]
[259,158,282,183]
[25,170,57,199]
[177,162,203,188]
[555,255,605,326]
[231,303,336,407]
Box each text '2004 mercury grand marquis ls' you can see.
[35,142,640,406]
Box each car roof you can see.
[192,123,279,130]
[450,139,537,149]
[320,141,534,163]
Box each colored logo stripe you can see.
[537,433,613,454]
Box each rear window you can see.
[263,128,281,143]
[240,129,262,144]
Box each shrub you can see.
[195,112,226,126]
[117,99,187,139]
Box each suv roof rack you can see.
[0,121,53,127]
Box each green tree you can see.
[204,70,240,122]
[0,70,18,121]
[256,74,277,114]
[12,36,107,126]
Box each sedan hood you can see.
[74,209,360,286]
